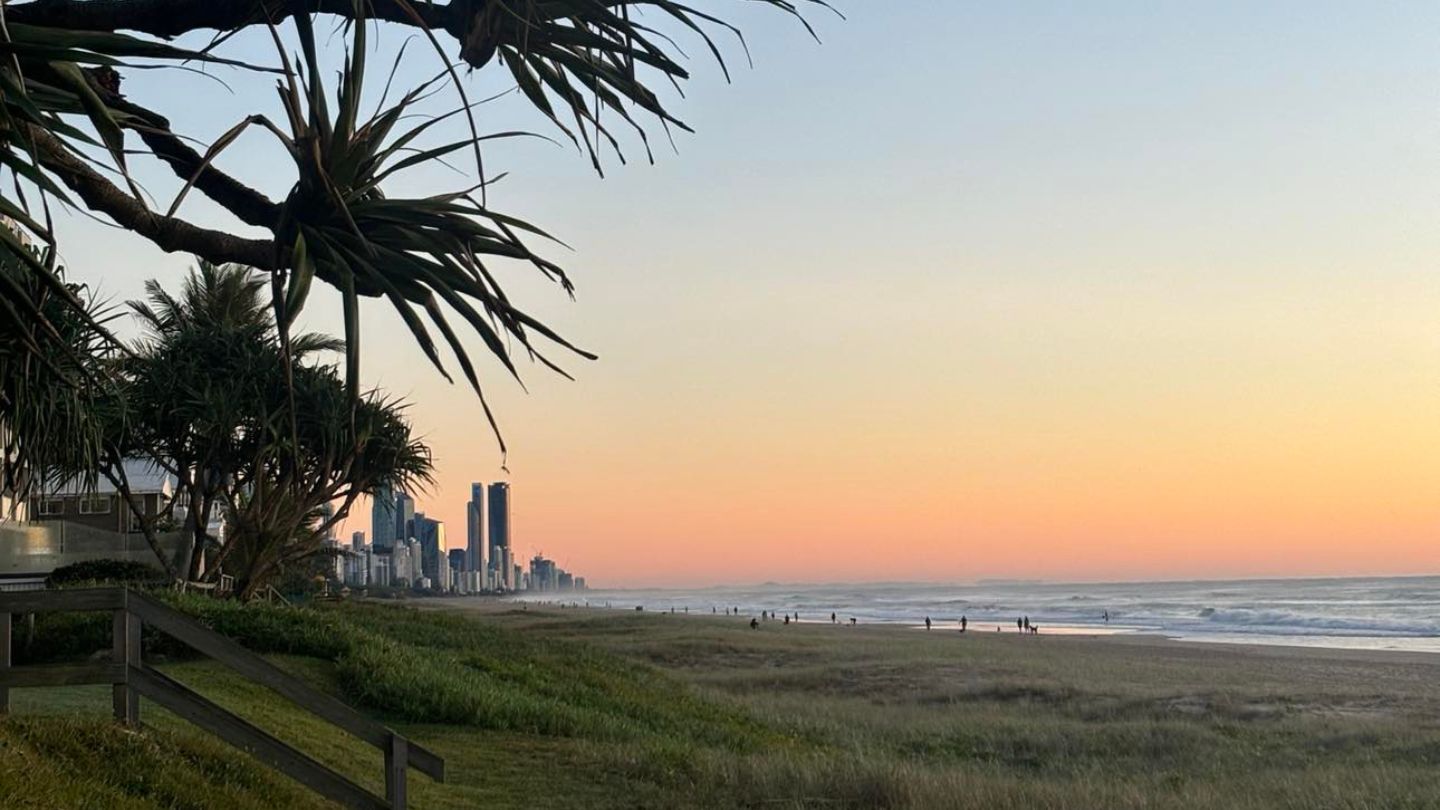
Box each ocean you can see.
[527,576,1440,654]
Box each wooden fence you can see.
[0,587,444,809]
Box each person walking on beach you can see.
[784,614,791,625]
[750,617,759,629]
[1016,617,1023,633]
[925,616,932,631]
[831,612,837,624]
[1023,616,1030,633]
[960,615,967,632]
[1103,610,1110,623]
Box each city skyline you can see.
[361,481,590,593]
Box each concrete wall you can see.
[0,520,185,580]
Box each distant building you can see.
[412,514,446,585]
[488,482,510,588]
[392,539,422,588]
[370,548,393,587]
[558,571,574,590]
[344,542,370,586]
[318,502,337,546]
[530,555,558,592]
[394,491,416,543]
[323,537,345,582]
[371,485,396,549]
[447,549,466,593]
[466,483,484,575]
[30,459,173,535]
[434,547,450,594]
[489,546,512,591]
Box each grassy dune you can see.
[444,603,1440,809]
[8,596,1440,808]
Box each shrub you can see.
[45,559,164,589]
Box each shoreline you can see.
[428,595,1440,664]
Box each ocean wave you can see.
[1197,608,1440,637]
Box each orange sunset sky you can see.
[55,3,1440,586]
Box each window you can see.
[38,498,63,516]
[79,495,112,515]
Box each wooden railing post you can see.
[0,611,10,715]
[385,732,408,809]
[125,612,141,725]
[111,604,139,725]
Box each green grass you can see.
[0,713,332,810]
[11,596,1440,808]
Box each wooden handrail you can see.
[129,665,388,810]
[0,661,125,687]
[126,591,445,780]
[0,587,444,809]
[0,588,126,613]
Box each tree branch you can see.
[25,124,277,269]
[7,0,456,41]
[100,455,179,580]
[106,95,282,229]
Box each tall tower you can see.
[394,491,416,542]
[319,502,337,541]
[371,485,396,549]
[466,483,484,574]
[413,516,445,585]
[487,482,510,588]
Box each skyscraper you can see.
[487,482,510,549]
[413,513,445,584]
[319,502,336,541]
[488,482,510,589]
[371,484,396,549]
[447,548,466,586]
[394,491,416,542]
[466,483,484,574]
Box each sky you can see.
[48,2,1440,587]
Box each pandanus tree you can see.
[0,245,112,517]
[0,0,831,502]
[122,261,433,594]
